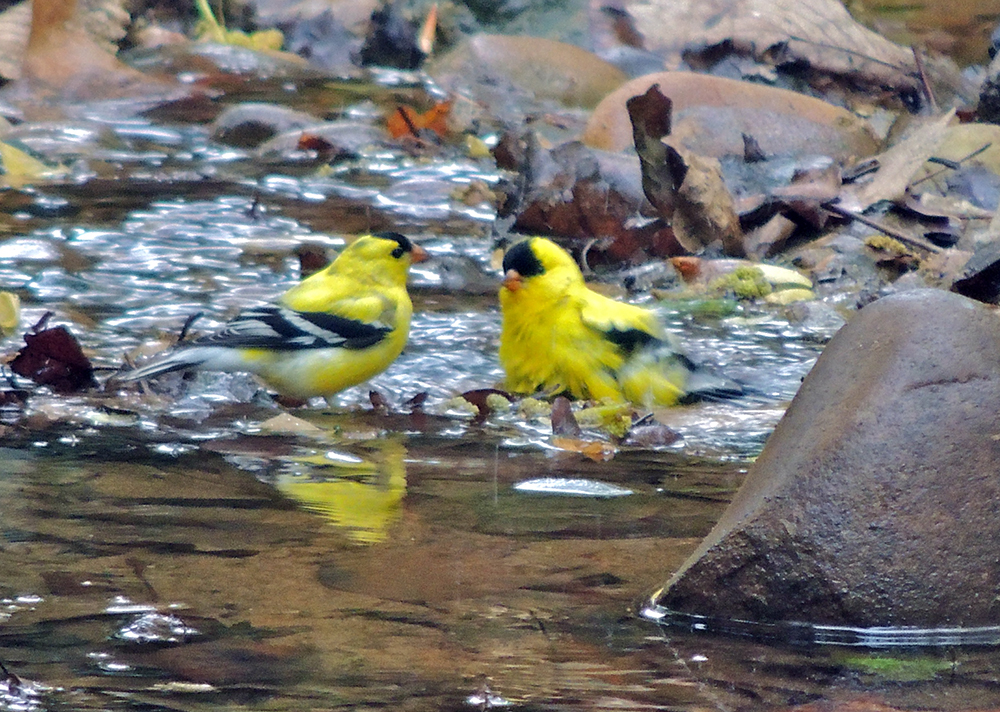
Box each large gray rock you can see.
[651,289,1000,627]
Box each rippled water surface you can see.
[3,71,999,712]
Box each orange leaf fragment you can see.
[551,437,617,462]
[387,101,452,139]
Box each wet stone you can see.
[211,103,320,148]
[651,289,1000,628]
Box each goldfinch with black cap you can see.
[123,232,427,399]
[498,237,740,406]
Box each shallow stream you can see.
[0,66,998,712]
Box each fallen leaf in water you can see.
[504,134,682,262]
[404,392,428,412]
[551,437,618,461]
[10,317,97,393]
[744,213,798,258]
[386,101,452,140]
[460,388,513,422]
[369,389,391,412]
[294,243,332,278]
[768,164,843,229]
[296,132,350,160]
[0,139,69,187]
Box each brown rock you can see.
[582,71,879,160]
[427,34,629,109]
[650,289,1000,627]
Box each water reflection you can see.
[3,408,1000,711]
[275,439,407,544]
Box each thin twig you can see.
[910,142,993,188]
[824,202,942,253]
[911,47,938,113]
[395,106,421,138]
[785,35,912,72]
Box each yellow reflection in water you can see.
[276,439,406,544]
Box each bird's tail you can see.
[679,367,745,403]
[620,345,744,406]
[119,347,218,383]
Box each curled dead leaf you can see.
[624,83,743,255]
[670,147,744,256]
[551,437,617,462]
[10,318,96,393]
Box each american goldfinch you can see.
[498,237,740,406]
[123,232,428,399]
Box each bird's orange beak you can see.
[502,269,523,292]
[411,244,429,263]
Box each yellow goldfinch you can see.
[122,232,428,399]
[498,237,740,406]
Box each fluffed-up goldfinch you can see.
[122,231,427,399]
[498,237,740,406]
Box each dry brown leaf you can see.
[744,213,797,258]
[911,123,1000,183]
[624,83,742,254]
[905,193,994,222]
[509,138,682,262]
[624,0,918,90]
[625,84,683,218]
[670,148,744,255]
[842,110,955,211]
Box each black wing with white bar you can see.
[191,307,391,351]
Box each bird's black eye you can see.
[503,240,545,277]
[374,231,412,259]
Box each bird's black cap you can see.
[503,240,545,277]
[374,231,414,258]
